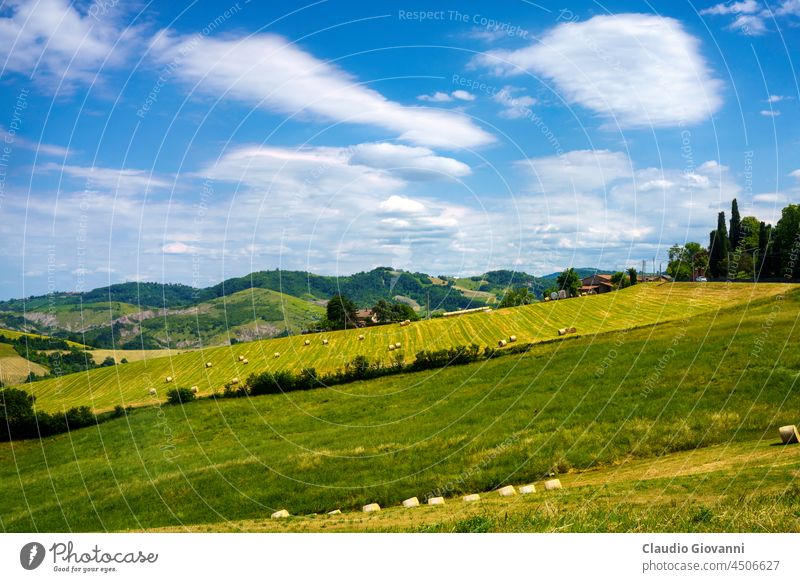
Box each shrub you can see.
[166,387,196,405]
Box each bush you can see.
[166,387,196,405]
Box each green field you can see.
[0,343,49,385]
[15,283,793,413]
[1,283,798,532]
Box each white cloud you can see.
[519,150,632,192]
[0,127,71,157]
[0,0,138,87]
[417,92,453,102]
[700,1,761,15]
[162,242,198,255]
[379,195,426,214]
[776,0,800,15]
[768,95,787,102]
[760,109,781,116]
[451,90,475,101]
[150,31,493,149]
[729,14,768,34]
[350,143,471,180]
[790,169,800,179]
[492,86,537,119]
[475,14,723,128]
[40,163,171,195]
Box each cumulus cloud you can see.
[475,14,723,128]
[379,195,426,214]
[702,0,800,35]
[492,86,537,119]
[149,31,493,149]
[700,0,761,15]
[519,150,632,192]
[350,143,471,180]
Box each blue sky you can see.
[0,0,798,299]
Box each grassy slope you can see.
[1,285,798,532]
[16,283,793,413]
[0,343,48,385]
[0,327,86,348]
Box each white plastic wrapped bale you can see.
[509,335,517,342]
[427,497,445,506]
[463,493,480,502]
[498,485,516,497]
[271,509,289,519]
[190,386,199,394]
[362,503,381,513]
[544,479,562,491]
[779,425,799,444]
[519,484,536,495]
[402,497,420,508]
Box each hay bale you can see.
[498,485,516,497]
[165,376,173,383]
[205,362,213,368]
[271,509,289,519]
[427,496,445,506]
[362,503,381,513]
[190,386,199,394]
[238,355,245,361]
[388,344,395,351]
[231,377,240,385]
[558,328,568,336]
[463,493,480,502]
[242,358,249,364]
[148,388,157,396]
[304,339,311,346]
[358,334,365,340]
[519,484,536,495]
[274,352,280,358]
[568,326,577,334]
[544,478,562,491]
[509,335,517,342]
[558,290,567,299]
[395,341,401,348]
[402,497,420,508]
[327,509,341,515]
[779,425,800,444]
[322,339,329,345]
[498,339,507,347]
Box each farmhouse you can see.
[580,274,614,295]
[355,309,378,324]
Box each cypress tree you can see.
[729,198,742,250]
[709,211,729,278]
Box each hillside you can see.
[0,267,581,348]
[0,343,48,386]
[15,282,793,413]
[1,284,797,532]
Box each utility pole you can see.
[642,259,646,278]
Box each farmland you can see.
[15,282,794,413]
[0,283,798,532]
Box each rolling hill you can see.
[15,282,794,413]
[1,283,797,532]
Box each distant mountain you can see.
[0,266,613,348]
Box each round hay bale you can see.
[779,425,799,444]
[498,485,516,497]
[358,334,365,340]
[509,335,517,342]
[498,339,507,347]
[395,341,401,348]
[402,497,419,508]
[274,352,280,358]
[519,484,536,495]
[558,328,567,336]
[304,339,311,346]
[238,355,244,361]
[568,326,577,334]
[148,388,157,396]
[544,478,562,491]
[190,386,199,394]
[463,493,480,502]
[427,497,445,506]
[271,509,289,519]
[326,509,341,515]
[230,377,239,385]
[388,344,395,351]
[165,376,173,383]
[322,339,329,345]
[242,358,249,364]
[362,503,381,513]
[205,362,213,368]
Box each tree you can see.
[610,271,628,288]
[371,299,418,323]
[326,294,358,329]
[499,287,535,308]
[667,242,705,281]
[556,268,581,298]
[627,267,638,285]
[729,198,742,251]
[708,211,729,278]
[774,204,800,279]
[0,388,36,441]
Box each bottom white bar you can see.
[1,533,796,581]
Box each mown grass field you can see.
[0,327,86,348]
[16,283,794,413]
[0,343,48,385]
[1,284,798,532]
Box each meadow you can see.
[1,283,798,532]
[16,282,791,413]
